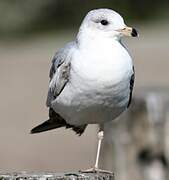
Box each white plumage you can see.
[31,8,138,172]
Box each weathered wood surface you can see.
[102,87,169,180]
[0,172,114,180]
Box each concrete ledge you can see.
[0,171,114,180]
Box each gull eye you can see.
[100,20,109,25]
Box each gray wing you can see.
[31,41,88,135]
[46,42,75,107]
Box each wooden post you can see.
[102,87,169,180]
[0,172,114,180]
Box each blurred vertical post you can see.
[102,88,169,180]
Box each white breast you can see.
[52,40,133,125]
[70,39,133,95]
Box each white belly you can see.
[51,41,133,125]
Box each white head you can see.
[77,9,138,44]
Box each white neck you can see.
[76,28,121,51]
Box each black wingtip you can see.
[30,108,87,135]
[30,118,65,134]
[30,126,43,134]
[30,127,41,134]
[30,120,51,134]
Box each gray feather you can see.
[49,42,76,79]
[46,42,76,106]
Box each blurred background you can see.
[0,0,169,179]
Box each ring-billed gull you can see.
[31,8,138,172]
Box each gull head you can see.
[77,9,138,43]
